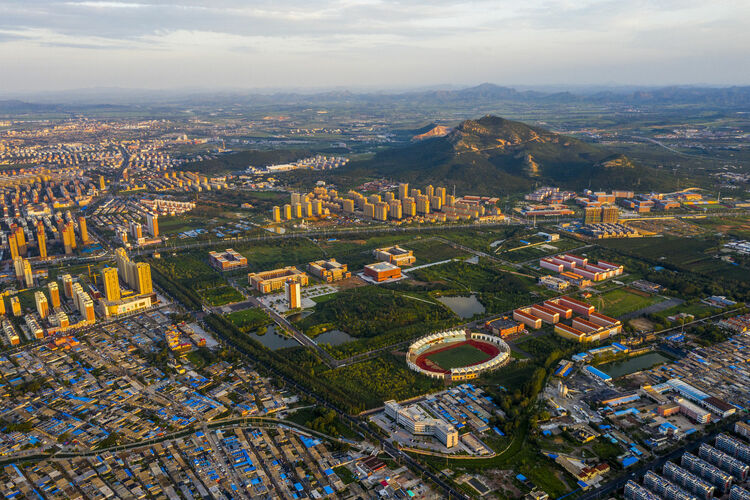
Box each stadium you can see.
[407,329,511,382]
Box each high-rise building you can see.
[36,221,47,259]
[48,282,60,308]
[130,221,142,240]
[8,233,18,260]
[146,214,159,237]
[398,183,409,200]
[78,216,89,244]
[402,197,417,217]
[285,280,301,309]
[101,267,121,302]
[584,207,602,224]
[99,175,106,190]
[135,262,153,295]
[66,221,76,249]
[23,259,33,288]
[436,187,447,205]
[416,195,430,215]
[388,199,403,219]
[283,204,292,219]
[0,296,5,316]
[602,205,620,223]
[271,206,281,222]
[14,226,26,256]
[426,185,434,197]
[62,224,73,254]
[61,274,74,299]
[13,257,24,282]
[34,291,49,319]
[10,296,21,316]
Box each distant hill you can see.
[344,115,672,194]
[412,125,452,141]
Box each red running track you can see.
[414,339,501,374]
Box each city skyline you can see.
[1,0,749,92]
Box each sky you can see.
[1,0,749,93]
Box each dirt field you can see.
[628,317,654,331]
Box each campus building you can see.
[384,400,458,448]
[363,262,402,282]
[307,259,351,282]
[373,246,416,266]
[285,280,301,309]
[209,249,248,271]
[248,267,309,294]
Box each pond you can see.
[597,351,671,379]
[249,325,301,350]
[436,295,486,319]
[314,329,355,346]
[286,310,313,322]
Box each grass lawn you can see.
[426,343,492,370]
[588,288,663,317]
[226,307,270,332]
[200,285,244,306]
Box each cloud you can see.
[0,0,748,91]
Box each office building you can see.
[146,214,159,237]
[101,267,121,302]
[34,291,49,319]
[285,280,301,309]
[48,282,60,308]
[36,221,47,259]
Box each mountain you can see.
[412,125,452,141]
[345,115,670,194]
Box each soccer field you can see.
[426,343,493,370]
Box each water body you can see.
[314,329,354,346]
[249,325,300,350]
[286,310,313,322]
[597,351,671,378]
[436,295,486,319]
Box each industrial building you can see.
[307,259,351,282]
[248,267,309,293]
[363,262,402,282]
[208,249,248,271]
[676,398,712,424]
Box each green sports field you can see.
[426,343,492,370]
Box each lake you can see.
[436,295,486,318]
[597,351,671,378]
[314,329,354,346]
[249,325,301,350]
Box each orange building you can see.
[363,262,402,282]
